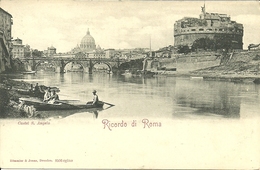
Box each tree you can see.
[32,49,43,58]
[24,44,31,58]
[192,37,215,51]
[214,34,232,52]
[177,45,193,54]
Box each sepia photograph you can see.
[0,0,260,169]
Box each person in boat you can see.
[29,84,34,95]
[29,84,34,93]
[47,89,59,104]
[34,83,45,98]
[87,90,99,106]
[29,84,36,96]
[43,87,51,102]
[34,83,40,93]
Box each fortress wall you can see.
[174,33,215,46]
[176,60,220,73]
[174,32,243,49]
[156,54,220,73]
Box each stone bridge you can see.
[20,56,129,73]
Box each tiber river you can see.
[11,71,260,120]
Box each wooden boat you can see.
[16,89,32,95]
[22,71,36,74]
[231,77,255,83]
[19,97,104,111]
[190,76,203,79]
[15,86,60,96]
[132,70,156,77]
[121,70,132,76]
[141,70,156,77]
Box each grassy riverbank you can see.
[190,50,260,82]
[0,76,33,118]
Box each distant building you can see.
[69,28,102,57]
[107,48,148,60]
[0,8,13,73]
[88,45,105,58]
[80,28,96,52]
[43,46,56,57]
[174,5,243,49]
[104,49,116,58]
[12,38,24,58]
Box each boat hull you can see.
[22,71,36,74]
[19,98,104,111]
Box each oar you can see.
[59,100,115,107]
[58,100,80,103]
[56,100,82,109]
[103,102,115,107]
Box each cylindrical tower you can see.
[173,7,243,50]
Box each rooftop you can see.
[0,7,13,17]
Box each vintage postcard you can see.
[0,0,260,169]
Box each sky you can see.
[1,0,260,52]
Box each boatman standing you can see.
[34,83,45,98]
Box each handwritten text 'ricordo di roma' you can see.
[102,119,162,131]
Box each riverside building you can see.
[12,38,24,58]
[0,8,13,73]
[43,46,57,57]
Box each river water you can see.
[2,71,260,169]
[12,72,260,120]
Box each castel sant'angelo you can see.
[174,4,244,49]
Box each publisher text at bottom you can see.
[10,159,73,163]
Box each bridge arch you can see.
[91,61,113,73]
[34,60,45,69]
[63,60,86,72]
[21,57,129,73]
[34,60,58,71]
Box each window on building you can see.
[199,28,204,31]
[191,29,196,31]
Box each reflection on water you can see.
[175,80,241,118]
[11,72,260,119]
